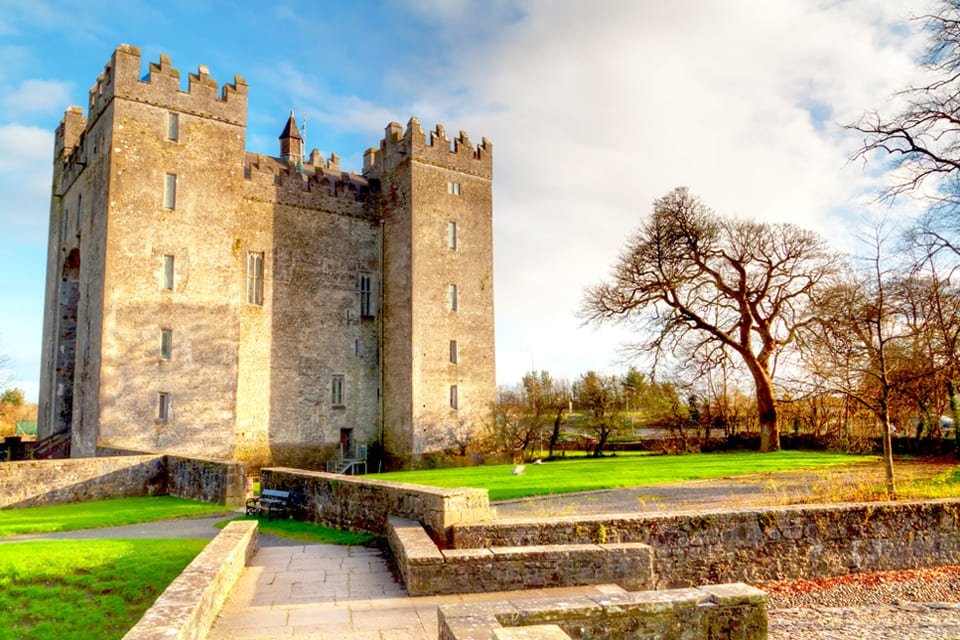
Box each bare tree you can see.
[798,226,933,495]
[572,371,625,457]
[583,187,840,452]
[851,1,960,255]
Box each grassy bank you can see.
[0,496,228,537]
[0,538,207,640]
[376,450,875,501]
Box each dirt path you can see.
[494,458,955,519]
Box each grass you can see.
[0,538,207,640]
[376,450,875,501]
[785,460,960,504]
[0,496,229,537]
[216,515,378,545]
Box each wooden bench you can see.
[245,489,295,520]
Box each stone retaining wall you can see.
[260,467,494,539]
[0,455,166,508]
[438,582,767,640]
[0,454,246,508]
[387,516,654,596]
[123,520,258,640]
[452,499,960,588]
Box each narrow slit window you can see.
[247,252,264,305]
[162,255,175,291]
[359,274,372,317]
[449,284,458,312]
[160,329,172,360]
[158,392,171,421]
[332,374,344,406]
[449,340,458,364]
[76,194,82,231]
[61,209,69,241]
[163,173,177,210]
[448,221,457,250]
[167,112,179,141]
[450,385,458,410]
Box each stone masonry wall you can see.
[0,455,166,508]
[0,454,244,508]
[387,516,654,597]
[452,499,960,588]
[438,583,767,640]
[260,467,493,539]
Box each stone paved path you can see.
[207,542,626,639]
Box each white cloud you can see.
[0,124,53,234]
[1,79,71,116]
[383,0,936,384]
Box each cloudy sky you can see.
[0,0,937,400]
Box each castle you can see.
[37,44,495,469]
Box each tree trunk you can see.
[949,381,960,456]
[548,408,563,459]
[881,409,896,496]
[746,359,780,452]
[592,426,609,457]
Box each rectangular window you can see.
[448,221,457,250]
[447,181,461,196]
[450,385,458,410]
[449,284,458,312]
[449,340,458,364]
[246,252,264,305]
[76,194,82,231]
[163,173,177,210]
[160,329,172,360]
[61,209,69,241]
[331,374,344,407]
[167,112,179,141]
[359,274,372,317]
[158,392,171,421]
[162,255,175,291]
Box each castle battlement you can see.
[364,117,492,180]
[244,153,370,214]
[85,44,248,128]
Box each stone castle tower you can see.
[37,44,495,469]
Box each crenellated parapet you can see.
[243,153,371,217]
[54,106,86,162]
[363,117,492,180]
[86,44,247,128]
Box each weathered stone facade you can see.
[38,44,495,468]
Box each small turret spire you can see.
[279,110,303,165]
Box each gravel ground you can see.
[493,459,954,519]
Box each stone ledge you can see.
[122,520,258,640]
[438,583,768,640]
[387,516,655,597]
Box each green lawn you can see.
[217,515,378,545]
[0,496,229,537]
[375,450,875,501]
[0,538,207,640]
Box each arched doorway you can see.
[55,248,80,432]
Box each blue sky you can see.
[0,0,936,400]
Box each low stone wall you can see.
[387,516,654,596]
[0,455,166,508]
[453,499,960,588]
[261,467,494,539]
[438,582,767,640]
[0,454,246,509]
[123,520,258,640]
[167,455,247,508]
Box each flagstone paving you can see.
[207,542,627,639]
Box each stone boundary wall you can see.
[438,582,767,640]
[123,520,258,640]
[452,499,960,588]
[0,455,166,508]
[387,516,654,596]
[0,455,246,509]
[260,467,494,539]
[167,455,247,508]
